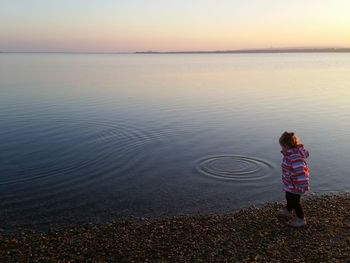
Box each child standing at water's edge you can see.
[279,131,310,227]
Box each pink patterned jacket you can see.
[281,145,310,194]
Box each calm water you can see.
[1,53,350,229]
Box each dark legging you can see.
[285,191,304,219]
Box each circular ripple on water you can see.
[197,155,274,181]
[0,118,163,187]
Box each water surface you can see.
[1,53,350,229]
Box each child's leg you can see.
[292,194,304,219]
[285,192,294,212]
[286,192,304,218]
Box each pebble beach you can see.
[1,194,349,262]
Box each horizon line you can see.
[1,47,350,54]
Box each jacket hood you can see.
[283,144,309,158]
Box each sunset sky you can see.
[1,0,350,52]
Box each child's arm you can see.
[290,157,310,193]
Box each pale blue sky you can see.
[1,0,349,52]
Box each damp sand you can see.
[1,194,349,262]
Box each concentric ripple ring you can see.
[197,155,274,181]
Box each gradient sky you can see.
[1,0,350,52]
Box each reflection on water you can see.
[0,53,350,229]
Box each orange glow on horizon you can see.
[1,0,349,52]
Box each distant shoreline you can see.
[136,48,350,54]
[1,48,350,54]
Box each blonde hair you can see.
[279,131,300,149]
